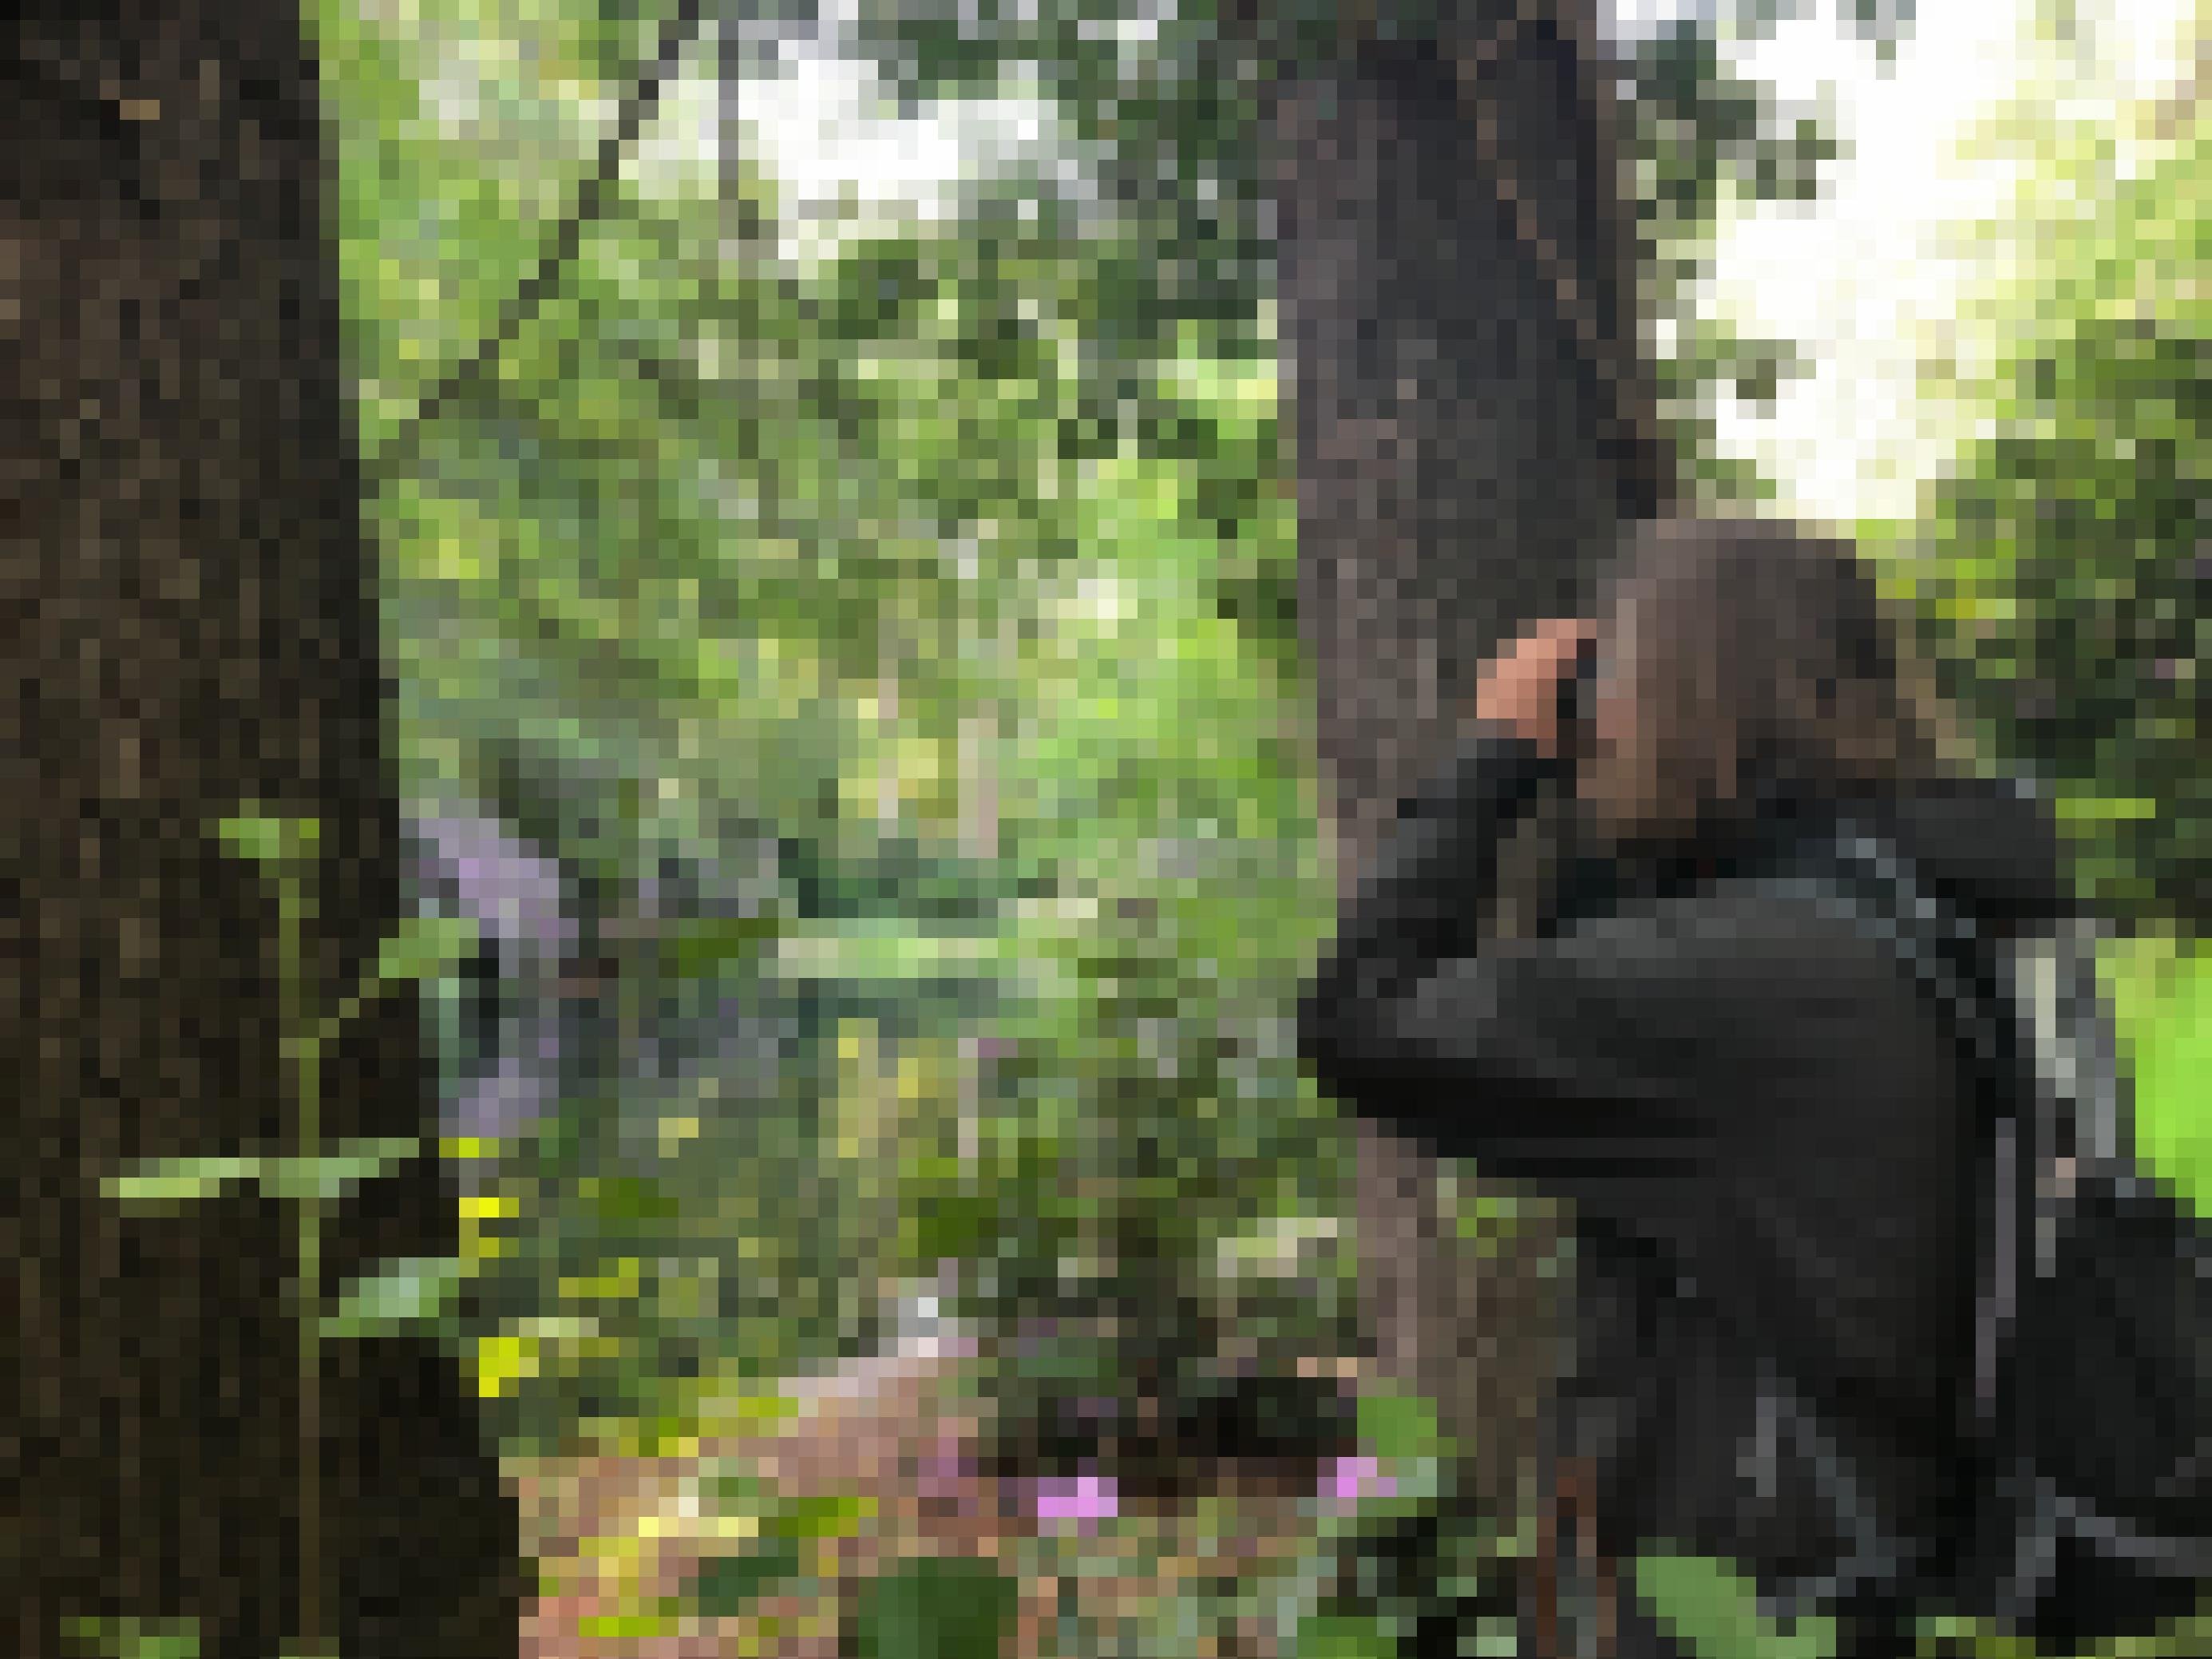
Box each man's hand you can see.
[1473,617,1598,759]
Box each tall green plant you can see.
[96,810,481,1659]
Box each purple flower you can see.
[1034,1471,1119,1531]
[408,810,575,956]
[1322,1455,1398,1507]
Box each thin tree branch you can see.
[368,0,714,481]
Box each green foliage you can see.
[62,1619,203,1659]
[1355,1387,1450,1466]
[690,1538,808,1615]
[1270,1418,1514,1659]
[320,1254,478,1340]
[1911,69,2208,926]
[1291,1613,1402,1659]
[1620,12,1850,508]
[215,810,323,866]
[97,810,480,1657]
[852,1557,1020,1659]
[321,0,1345,1455]
[103,1141,422,1210]
[365,913,486,998]
[1626,18,1837,236]
[2106,936,2212,1214]
[1632,1552,1839,1659]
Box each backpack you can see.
[1796,826,2212,1646]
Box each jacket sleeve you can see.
[1300,780,1984,1399]
[1299,727,1562,1024]
[1296,732,1731,1182]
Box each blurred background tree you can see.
[1909,0,2208,932]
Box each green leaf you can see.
[1631,1552,1838,1659]
[766,1494,874,1540]
[1910,1613,2039,1658]
[2054,795,2162,825]
[659,914,787,978]
[313,915,481,1046]
[2090,1609,2212,1657]
[1292,1613,1399,1659]
[214,812,321,866]
[576,1616,683,1641]
[2113,938,2212,1219]
[102,1138,423,1210]
[256,1138,425,1202]
[321,1254,475,1338]
[369,913,484,990]
[103,1155,260,1208]
[689,1538,805,1616]
[61,1617,204,1659]
[772,927,1012,983]
[852,1556,1018,1659]
[1356,1387,1449,1463]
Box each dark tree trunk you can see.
[1266,0,1672,1522]
[2,4,520,1653]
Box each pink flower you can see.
[1033,1471,1119,1532]
[1323,1455,1398,1507]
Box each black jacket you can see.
[1297,730,2070,1649]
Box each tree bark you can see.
[1267,1,1671,1522]
[3,4,521,1653]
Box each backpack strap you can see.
[1780,827,2142,1630]
[1531,828,2012,1634]
[1814,826,2031,1428]
[1723,828,2209,1635]
[1739,826,2028,1438]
